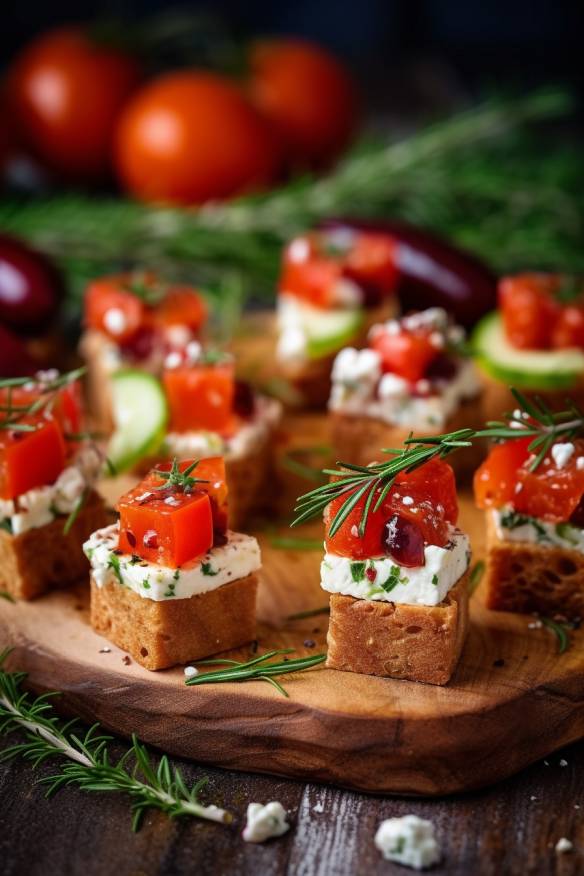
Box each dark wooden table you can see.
[1,734,583,876]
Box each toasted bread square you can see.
[0,490,109,601]
[330,399,484,481]
[90,572,258,670]
[326,573,469,685]
[485,513,584,618]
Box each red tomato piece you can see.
[552,304,584,350]
[324,458,457,559]
[85,276,145,342]
[0,416,66,499]
[0,377,83,457]
[474,437,532,509]
[343,233,398,302]
[163,362,234,433]
[514,438,584,522]
[369,329,438,382]
[499,274,560,350]
[142,457,229,539]
[152,288,207,333]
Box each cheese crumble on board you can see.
[242,802,290,843]
[375,815,441,870]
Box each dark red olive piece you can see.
[0,234,63,334]
[321,218,497,328]
[383,514,425,567]
[425,353,459,382]
[119,325,156,361]
[233,379,256,419]
[126,530,137,548]
[0,323,37,376]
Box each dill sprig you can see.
[153,458,209,493]
[292,389,584,536]
[0,650,231,830]
[185,649,326,697]
[0,368,87,431]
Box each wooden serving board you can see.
[1,411,584,797]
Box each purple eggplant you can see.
[321,218,497,328]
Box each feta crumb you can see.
[559,758,568,767]
[288,237,310,263]
[242,801,289,843]
[331,347,381,385]
[164,351,182,369]
[103,307,128,336]
[577,457,584,470]
[375,815,440,870]
[184,666,198,678]
[186,340,202,363]
[378,373,409,400]
[555,838,573,854]
[551,442,575,469]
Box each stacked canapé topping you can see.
[0,370,102,535]
[329,308,480,429]
[320,458,470,606]
[276,228,398,364]
[84,458,261,601]
[161,345,281,461]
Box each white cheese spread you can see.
[162,396,281,462]
[242,802,290,843]
[1,445,104,536]
[493,508,584,553]
[84,524,261,601]
[329,355,480,430]
[375,815,441,870]
[321,528,470,606]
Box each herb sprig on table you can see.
[292,390,584,537]
[0,651,231,831]
[185,649,326,697]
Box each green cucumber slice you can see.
[304,308,365,360]
[108,370,168,472]
[472,312,584,390]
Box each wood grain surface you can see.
[1,411,584,797]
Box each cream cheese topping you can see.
[242,802,290,843]
[375,815,441,870]
[84,523,261,602]
[493,507,584,552]
[162,396,281,462]
[320,527,470,606]
[1,445,104,536]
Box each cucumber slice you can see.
[108,370,168,472]
[472,312,584,390]
[304,308,365,359]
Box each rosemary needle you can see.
[186,649,326,697]
[468,561,486,597]
[540,617,571,654]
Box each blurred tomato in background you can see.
[248,39,360,169]
[7,27,141,182]
[114,71,283,205]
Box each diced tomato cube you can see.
[118,488,213,567]
[499,274,560,350]
[514,438,584,522]
[552,304,584,350]
[0,377,85,457]
[0,417,66,500]
[85,275,145,342]
[369,329,438,382]
[474,437,532,510]
[163,362,235,433]
[325,458,457,559]
[152,288,207,332]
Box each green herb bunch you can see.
[0,650,231,831]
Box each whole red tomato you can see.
[248,39,359,169]
[114,71,282,205]
[8,27,140,181]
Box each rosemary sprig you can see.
[0,650,231,830]
[468,561,485,597]
[540,617,571,654]
[292,390,584,536]
[185,649,326,697]
[153,458,209,493]
[0,368,87,431]
[63,489,88,536]
[0,592,15,604]
[286,606,330,621]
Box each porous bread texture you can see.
[485,513,584,618]
[79,329,116,433]
[90,572,258,671]
[279,298,397,410]
[330,397,484,481]
[326,573,469,685]
[0,490,109,601]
